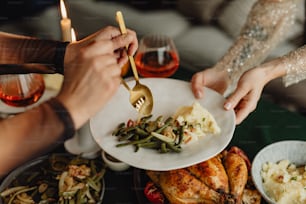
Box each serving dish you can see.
[90,78,235,171]
[101,150,130,171]
[0,154,105,204]
[251,140,306,204]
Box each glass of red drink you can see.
[135,34,179,78]
[0,74,45,107]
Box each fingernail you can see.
[196,91,203,98]
[224,102,232,110]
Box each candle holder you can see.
[64,121,101,159]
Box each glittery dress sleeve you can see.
[281,45,306,86]
[214,0,299,85]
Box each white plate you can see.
[90,78,235,171]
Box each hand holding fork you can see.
[116,11,153,116]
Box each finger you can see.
[126,29,138,55]
[234,99,256,125]
[95,26,122,41]
[111,33,135,52]
[117,54,129,68]
[77,26,119,46]
[224,86,249,110]
[85,54,119,74]
[191,72,205,98]
[81,39,121,58]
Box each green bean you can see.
[8,186,37,204]
[76,188,86,204]
[134,145,140,152]
[118,133,135,141]
[90,160,97,175]
[111,122,125,136]
[113,115,186,153]
[116,135,153,147]
[165,142,181,153]
[137,141,160,149]
[154,115,164,128]
[26,171,40,183]
[140,114,153,122]
[87,177,100,192]
[176,126,184,146]
[62,190,78,198]
[135,127,149,136]
[145,121,158,132]
[93,169,106,183]
[0,186,28,197]
[133,134,140,141]
[151,132,175,143]
[69,198,75,204]
[160,142,169,153]
[155,117,174,133]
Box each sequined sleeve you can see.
[281,45,306,86]
[214,0,298,85]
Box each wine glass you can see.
[0,73,45,107]
[134,34,179,78]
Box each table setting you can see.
[1,1,306,204]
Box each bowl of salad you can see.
[0,154,106,204]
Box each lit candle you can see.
[60,0,72,42]
[71,28,76,42]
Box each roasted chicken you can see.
[223,152,248,203]
[146,146,261,204]
[147,169,234,204]
[187,154,229,194]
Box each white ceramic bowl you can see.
[101,150,130,171]
[251,140,306,204]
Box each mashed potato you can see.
[261,159,306,204]
[173,101,221,144]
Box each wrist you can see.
[55,95,89,129]
[46,98,76,140]
[262,58,286,84]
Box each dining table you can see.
[1,67,306,204]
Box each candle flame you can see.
[71,28,76,42]
[60,0,68,19]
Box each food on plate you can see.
[145,146,261,204]
[112,101,220,153]
[173,101,221,143]
[0,154,106,204]
[261,159,306,204]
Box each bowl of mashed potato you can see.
[251,140,306,204]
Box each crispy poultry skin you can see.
[145,147,260,204]
[146,169,230,204]
[187,154,229,194]
[242,188,262,204]
[223,152,248,204]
